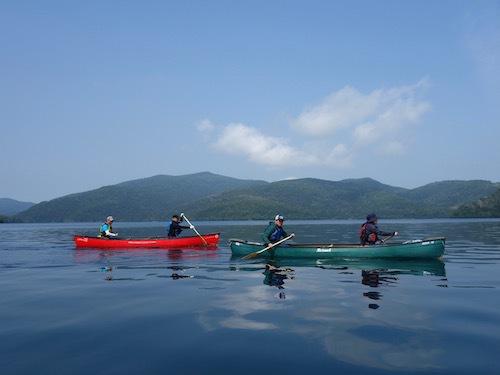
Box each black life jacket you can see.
[167,222,182,237]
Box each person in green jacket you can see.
[262,214,295,247]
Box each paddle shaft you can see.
[180,214,207,245]
[381,234,395,243]
[242,234,294,260]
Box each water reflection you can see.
[361,270,398,309]
[73,247,219,263]
[225,257,450,370]
[314,258,447,309]
[262,264,295,299]
[231,257,447,304]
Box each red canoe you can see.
[73,233,220,249]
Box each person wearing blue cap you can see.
[262,214,295,246]
[360,213,398,245]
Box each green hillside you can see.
[399,180,499,207]
[15,172,267,222]
[178,178,453,220]
[453,188,500,217]
[13,172,500,222]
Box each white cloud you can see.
[377,141,406,156]
[196,118,215,133]
[220,316,278,330]
[324,144,353,168]
[199,79,431,168]
[292,79,431,142]
[290,86,381,137]
[214,123,318,167]
[195,118,216,143]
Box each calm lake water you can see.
[1,219,499,375]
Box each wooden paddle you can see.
[381,234,395,243]
[242,234,295,260]
[180,213,208,245]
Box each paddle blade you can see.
[241,252,259,260]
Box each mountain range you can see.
[5,172,499,223]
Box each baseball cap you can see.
[106,216,114,221]
[275,214,284,221]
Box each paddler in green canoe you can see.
[360,213,398,245]
[262,214,295,247]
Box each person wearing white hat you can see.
[98,215,119,238]
[262,214,295,247]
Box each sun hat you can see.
[366,213,378,223]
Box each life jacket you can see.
[167,222,182,237]
[269,225,283,243]
[360,222,376,244]
[99,223,112,237]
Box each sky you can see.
[1,0,499,203]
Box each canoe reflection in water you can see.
[315,258,447,310]
[233,257,447,303]
[263,264,295,299]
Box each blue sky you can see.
[1,0,499,203]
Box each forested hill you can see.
[176,178,500,220]
[14,172,267,222]
[452,188,500,218]
[12,172,500,222]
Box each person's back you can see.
[360,221,378,245]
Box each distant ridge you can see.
[12,172,500,222]
[0,198,35,216]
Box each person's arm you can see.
[262,224,273,245]
[375,228,396,237]
[105,227,118,237]
[172,222,193,231]
[175,222,192,230]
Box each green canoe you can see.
[229,237,446,259]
